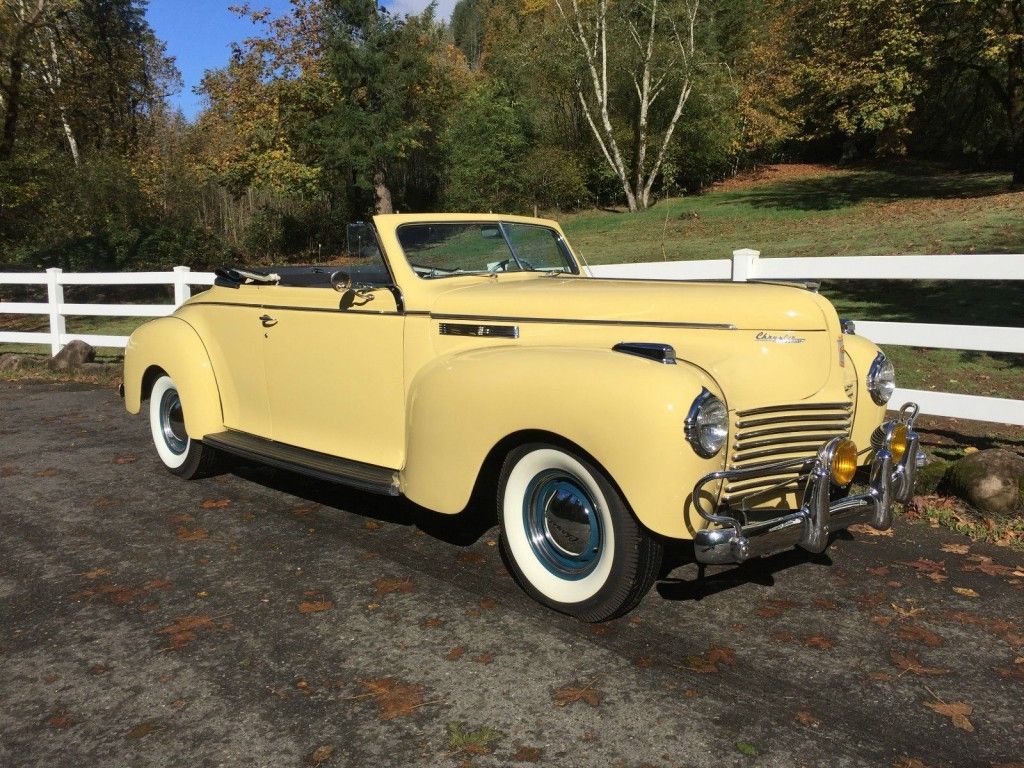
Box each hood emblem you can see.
[756,331,806,344]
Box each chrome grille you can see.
[723,401,853,509]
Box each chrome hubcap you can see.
[159,388,188,455]
[523,470,602,580]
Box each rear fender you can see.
[123,317,223,439]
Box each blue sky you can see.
[146,0,453,121]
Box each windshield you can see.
[397,222,578,279]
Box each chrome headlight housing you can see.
[867,352,896,405]
[685,389,728,458]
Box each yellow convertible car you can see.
[123,214,920,621]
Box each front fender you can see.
[401,345,726,539]
[123,316,223,439]
[844,334,888,457]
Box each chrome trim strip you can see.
[439,322,519,339]
[188,300,405,316]
[430,312,736,330]
[736,413,852,429]
[612,342,676,364]
[736,402,853,417]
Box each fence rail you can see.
[588,249,1024,426]
[2,252,1023,425]
[0,266,214,354]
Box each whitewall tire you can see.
[498,443,662,622]
[148,374,219,479]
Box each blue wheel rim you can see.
[523,470,603,580]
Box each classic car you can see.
[122,213,921,621]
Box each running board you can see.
[202,431,401,496]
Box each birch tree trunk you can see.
[554,0,699,211]
[374,164,394,214]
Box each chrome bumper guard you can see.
[693,402,921,566]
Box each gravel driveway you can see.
[1,381,1022,767]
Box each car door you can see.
[183,286,274,439]
[261,284,405,469]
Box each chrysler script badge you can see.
[756,331,806,344]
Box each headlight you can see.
[685,390,728,458]
[867,352,896,405]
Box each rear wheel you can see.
[148,375,219,479]
[497,443,662,622]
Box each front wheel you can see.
[497,444,662,622]
[148,374,219,479]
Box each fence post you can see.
[45,267,66,357]
[173,266,191,307]
[731,248,760,281]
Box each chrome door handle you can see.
[259,314,278,327]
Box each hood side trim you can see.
[431,312,735,331]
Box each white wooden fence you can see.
[0,266,214,355]
[588,250,1024,426]
[1,253,1023,425]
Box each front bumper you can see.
[692,402,921,565]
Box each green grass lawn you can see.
[561,163,1024,264]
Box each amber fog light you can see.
[889,424,908,464]
[830,439,858,486]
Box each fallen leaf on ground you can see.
[891,603,925,619]
[474,653,493,665]
[445,647,465,661]
[113,455,136,465]
[757,598,798,618]
[552,682,602,707]
[156,614,215,650]
[685,646,736,673]
[308,745,334,766]
[126,721,158,739]
[963,560,1013,577]
[455,552,486,566]
[33,468,58,477]
[804,634,833,650]
[422,617,444,629]
[359,678,427,720]
[866,671,893,682]
[736,742,759,757]
[176,526,208,541]
[512,746,542,762]
[872,615,894,628]
[940,544,969,555]
[923,700,973,731]
[893,757,929,768]
[813,598,839,610]
[374,577,415,596]
[849,523,894,537]
[80,568,111,580]
[898,624,943,648]
[953,587,979,597]
[794,710,819,727]
[479,598,498,610]
[948,611,1024,648]
[890,650,949,676]
[298,599,333,613]
[48,711,75,729]
[200,498,231,509]
[856,592,887,611]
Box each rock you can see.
[0,353,33,373]
[48,340,95,371]
[914,458,950,496]
[941,449,1024,520]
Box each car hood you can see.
[429,275,834,331]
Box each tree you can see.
[790,0,932,157]
[553,0,703,210]
[929,0,1024,184]
[313,0,455,214]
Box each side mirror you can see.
[330,270,352,292]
